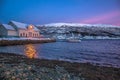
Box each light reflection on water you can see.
[24,44,38,58]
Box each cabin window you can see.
[33,34,35,37]
[36,34,38,37]
[29,32,32,37]
[23,33,25,37]
[26,34,27,37]
[20,33,22,37]
[33,34,34,37]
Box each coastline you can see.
[0,53,120,80]
[0,38,56,46]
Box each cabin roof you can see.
[10,21,39,31]
[10,20,28,29]
[2,24,15,30]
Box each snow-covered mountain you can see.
[36,23,120,39]
[37,23,120,28]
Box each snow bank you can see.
[0,38,52,41]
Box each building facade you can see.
[0,21,40,38]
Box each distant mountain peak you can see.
[37,23,120,28]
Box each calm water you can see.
[0,39,120,67]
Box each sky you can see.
[0,0,120,26]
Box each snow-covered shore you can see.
[0,38,56,46]
[0,38,53,41]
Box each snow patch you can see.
[2,24,15,30]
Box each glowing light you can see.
[28,25,34,30]
[29,25,33,29]
[24,44,38,58]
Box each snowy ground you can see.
[0,38,52,41]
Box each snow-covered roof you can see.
[31,25,39,31]
[1,24,15,30]
[10,20,39,31]
[10,20,28,29]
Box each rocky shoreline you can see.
[0,53,120,80]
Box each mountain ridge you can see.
[36,23,120,39]
[37,23,120,28]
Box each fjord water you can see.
[0,39,120,67]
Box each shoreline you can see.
[0,52,120,80]
[0,38,56,46]
[0,38,119,46]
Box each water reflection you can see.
[24,44,38,58]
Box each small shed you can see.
[0,24,17,37]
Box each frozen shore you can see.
[0,53,120,80]
[0,38,56,46]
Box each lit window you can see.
[28,25,34,30]
[29,25,33,29]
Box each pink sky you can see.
[81,10,120,26]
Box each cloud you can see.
[81,10,120,24]
[112,21,120,26]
